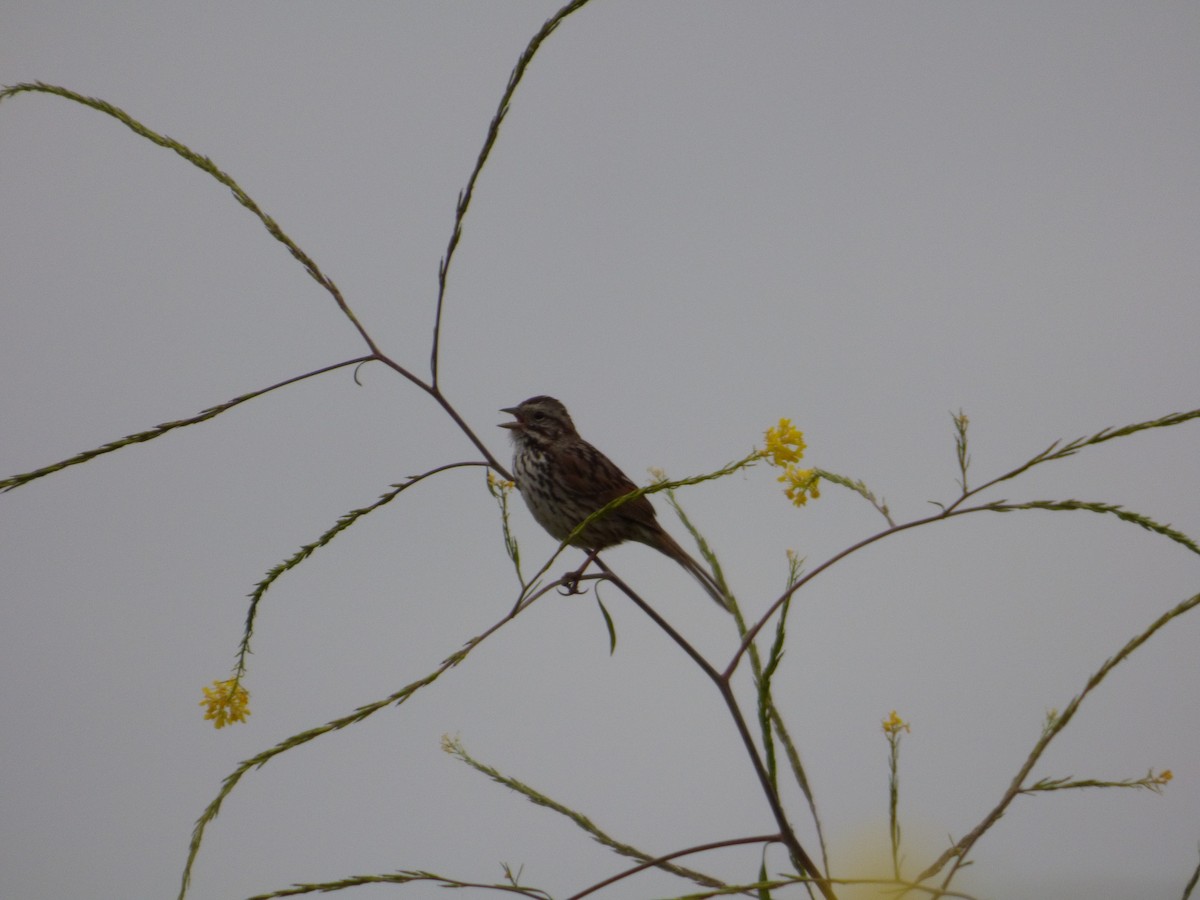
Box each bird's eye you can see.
[532,412,545,420]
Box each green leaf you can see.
[596,596,617,655]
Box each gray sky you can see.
[2,3,1198,899]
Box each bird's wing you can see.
[556,440,661,528]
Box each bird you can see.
[499,395,728,609]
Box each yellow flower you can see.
[882,710,910,735]
[200,679,251,729]
[779,466,821,507]
[486,471,514,491]
[763,419,806,467]
[1159,769,1173,783]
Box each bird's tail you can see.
[656,533,731,610]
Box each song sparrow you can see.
[500,395,728,609]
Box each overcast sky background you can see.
[2,3,1198,899]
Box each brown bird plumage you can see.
[500,395,727,608]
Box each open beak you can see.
[499,407,523,430]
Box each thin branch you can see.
[246,870,552,900]
[1,357,372,492]
[727,511,947,678]
[769,704,830,875]
[1002,499,1200,556]
[0,84,519,483]
[666,876,980,900]
[1182,846,1200,900]
[593,560,722,681]
[446,736,735,892]
[728,488,1200,679]
[715,675,829,897]
[232,461,492,679]
[719,544,830,876]
[815,468,893,526]
[178,585,547,900]
[919,590,1200,887]
[425,387,512,478]
[0,83,378,352]
[945,407,1200,513]
[595,562,833,900]
[565,834,783,900]
[1020,770,1172,795]
[431,0,594,385]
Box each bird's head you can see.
[499,395,577,445]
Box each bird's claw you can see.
[557,569,589,596]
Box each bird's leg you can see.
[559,548,600,596]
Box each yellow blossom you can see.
[779,466,821,507]
[882,710,910,735]
[486,471,514,491]
[200,679,251,729]
[1158,769,1173,783]
[763,419,806,467]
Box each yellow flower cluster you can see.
[200,678,251,729]
[779,466,821,507]
[763,419,820,507]
[882,709,910,735]
[764,418,806,465]
[486,470,515,492]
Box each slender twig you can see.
[715,675,828,897]
[815,468,893,526]
[727,511,948,677]
[1020,771,1172,795]
[595,561,834,900]
[1182,846,1200,900]
[594,560,722,679]
[944,408,1200,513]
[720,542,830,875]
[919,589,1200,888]
[769,704,830,874]
[0,357,372,492]
[178,573,571,900]
[952,410,971,494]
[728,489,1200,678]
[424,386,511,478]
[182,6,602,882]
[659,876,979,900]
[0,82,513,485]
[245,871,552,900]
[233,461,493,679]
[0,83,379,352]
[565,834,783,900]
[447,737,735,891]
[430,0,594,386]
[884,715,908,880]
[1003,499,1200,556]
